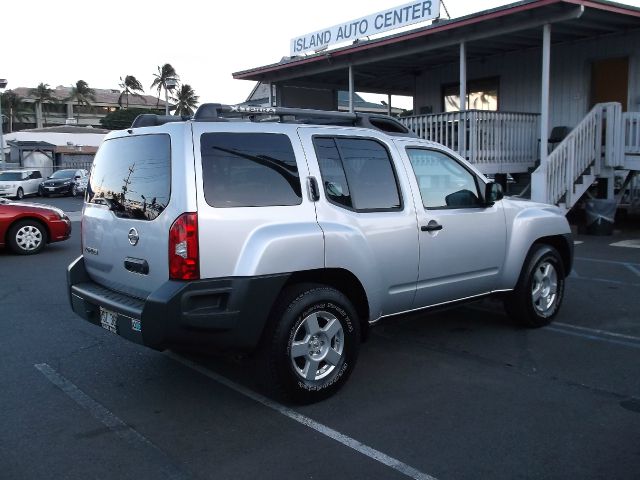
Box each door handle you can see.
[421,223,443,232]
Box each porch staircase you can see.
[531,102,639,213]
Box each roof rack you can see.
[130,104,415,137]
[193,104,415,137]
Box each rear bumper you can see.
[67,256,289,352]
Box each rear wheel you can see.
[15,187,24,200]
[257,283,361,404]
[8,220,48,255]
[504,244,565,327]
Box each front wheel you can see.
[15,187,24,200]
[504,244,566,327]
[257,284,361,404]
[70,184,78,197]
[8,220,48,255]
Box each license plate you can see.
[47,187,54,191]
[99,307,118,333]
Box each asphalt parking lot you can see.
[2,196,639,480]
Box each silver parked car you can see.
[0,169,43,199]
[67,105,572,403]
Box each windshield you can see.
[50,170,76,179]
[0,172,23,181]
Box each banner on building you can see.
[290,1,440,56]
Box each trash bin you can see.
[585,199,616,235]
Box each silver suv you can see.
[68,105,572,403]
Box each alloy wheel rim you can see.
[531,261,558,316]
[16,226,43,251]
[290,311,344,382]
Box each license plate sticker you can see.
[131,319,141,332]
[99,307,118,333]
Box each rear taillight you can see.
[169,212,199,280]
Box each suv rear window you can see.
[200,133,302,208]
[87,134,171,221]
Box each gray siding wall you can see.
[414,29,640,130]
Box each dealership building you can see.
[234,0,640,210]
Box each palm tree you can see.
[30,83,56,127]
[150,64,178,108]
[171,84,199,116]
[67,80,97,121]
[118,75,145,109]
[1,90,30,133]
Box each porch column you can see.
[348,65,355,113]
[459,41,467,156]
[459,42,467,111]
[540,24,551,166]
[387,94,392,116]
[268,82,274,107]
[532,24,552,203]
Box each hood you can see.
[1,200,65,218]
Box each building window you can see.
[443,77,499,112]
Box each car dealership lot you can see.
[1,196,639,480]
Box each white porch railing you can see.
[624,112,640,155]
[531,103,624,209]
[399,110,539,173]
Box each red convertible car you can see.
[0,199,72,254]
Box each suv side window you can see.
[314,137,401,211]
[201,133,302,208]
[406,148,481,209]
[30,171,42,179]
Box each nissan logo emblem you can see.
[128,228,140,246]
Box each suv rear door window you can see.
[314,137,401,211]
[201,133,301,208]
[87,134,171,220]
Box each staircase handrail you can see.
[534,102,621,207]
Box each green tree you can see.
[118,75,145,109]
[67,80,97,121]
[171,84,199,116]
[150,64,178,108]
[1,90,30,132]
[30,83,56,127]
[100,108,159,130]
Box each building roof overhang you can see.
[233,0,640,95]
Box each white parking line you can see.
[546,325,640,350]
[610,240,640,249]
[34,363,191,480]
[575,256,640,267]
[625,264,640,278]
[167,353,438,480]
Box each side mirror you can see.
[485,182,504,205]
[75,176,81,180]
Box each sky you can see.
[3,0,640,110]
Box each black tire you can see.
[70,184,78,197]
[256,283,361,404]
[504,244,565,327]
[15,187,24,200]
[7,219,48,255]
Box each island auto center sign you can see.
[290,1,440,56]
